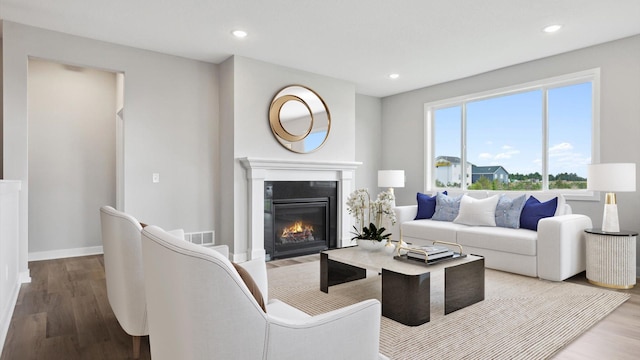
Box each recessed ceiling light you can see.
[543,24,562,33]
[232,30,248,38]
[389,73,400,79]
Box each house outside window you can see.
[425,69,598,197]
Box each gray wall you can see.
[382,35,640,268]
[355,94,382,192]
[3,21,219,275]
[219,56,358,258]
[27,59,116,253]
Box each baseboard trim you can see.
[19,270,31,284]
[28,246,104,262]
[0,280,20,357]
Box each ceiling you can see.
[1,0,639,97]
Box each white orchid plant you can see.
[346,188,397,242]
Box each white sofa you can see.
[391,192,593,281]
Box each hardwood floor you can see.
[1,256,151,360]
[2,254,638,359]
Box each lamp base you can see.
[601,203,620,233]
[387,187,396,208]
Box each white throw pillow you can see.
[453,194,500,226]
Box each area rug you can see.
[267,261,630,360]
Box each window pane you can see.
[548,82,592,190]
[466,91,543,190]
[434,106,462,188]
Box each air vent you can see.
[184,230,215,246]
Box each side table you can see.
[584,228,637,289]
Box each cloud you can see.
[478,152,493,160]
[547,142,590,175]
[495,146,520,160]
[549,142,573,156]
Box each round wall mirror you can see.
[269,85,331,153]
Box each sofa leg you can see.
[132,336,141,359]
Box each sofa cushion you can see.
[457,226,538,256]
[432,193,463,222]
[402,219,468,244]
[266,299,311,321]
[495,194,526,229]
[493,192,567,216]
[453,194,499,226]
[232,262,266,312]
[520,196,557,231]
[415,191,446,220]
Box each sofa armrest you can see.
[267,299,382,359]
[392,205,418,242]
[167,228,185,240]
[205,244,229,259]
[537,214,593,281]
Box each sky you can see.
[434,82,592,178]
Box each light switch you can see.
[152,173,160,183]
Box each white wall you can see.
[219,56,357,259]
[0,181,20,355]
[0,37,3,179]
[2,22,219,276]
[355,94,382,191]
[382,35,640,269]
[27,59,116,255]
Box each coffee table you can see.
[320,246,484,326]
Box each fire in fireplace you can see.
[264,181,337,260]
[280,221,315,243]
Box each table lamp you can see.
[378,170,405,207]
[587,163,636,232]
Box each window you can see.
[425,69,598,195]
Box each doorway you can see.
[27,59,123,257]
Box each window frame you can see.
[424,68,600,201]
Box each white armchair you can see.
[141,225,387,360]
[99,206,228,358]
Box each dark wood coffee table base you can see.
[320,252,367,291]
[320,251,484,326]
[381,268,432,326]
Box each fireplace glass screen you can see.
[271,199,328,259]
[264,181,337,260]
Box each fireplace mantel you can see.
[240,157,362,173]
[239,157,361,260]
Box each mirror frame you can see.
[268,85,331,153]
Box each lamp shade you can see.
[378,170,405,188]
[587,163,636,192]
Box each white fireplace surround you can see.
[239,157,361,260]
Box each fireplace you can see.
[240,157,360,262]
[264,181,337,260]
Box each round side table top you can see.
[584,228,638,236]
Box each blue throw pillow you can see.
[415,191,447,220]
[495,194,526,229]
[519,196,558,231]
[431,193,463,222]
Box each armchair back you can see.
[99,206,148,336]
